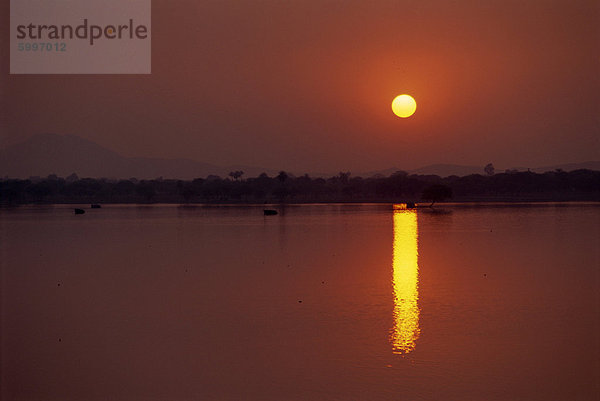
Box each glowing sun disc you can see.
[392,94,417,118]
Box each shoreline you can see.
[2,199,600,208]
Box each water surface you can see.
[1,203,598,400]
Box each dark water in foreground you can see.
[1,203,599,400]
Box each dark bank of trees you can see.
[1,169,599,205]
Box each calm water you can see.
[1,203,599,400]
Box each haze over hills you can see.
[403,162,600,177]
[354,164,501,177]
[1,134,598,180]
[0,134,278,179]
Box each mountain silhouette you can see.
[0,134,249,179]
[531,161,600,173]
[409,164,484,177]
[1,134,598,179]
[363,162,600,178]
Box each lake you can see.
[1,203,598,400]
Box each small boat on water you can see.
[91,204,101,209]
[264,209,278,216]
[74,208,85,215]
[393,202,417,210]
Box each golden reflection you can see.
[391,208,420,354]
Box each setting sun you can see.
[392,94,417,118]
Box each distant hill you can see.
[1,134,598,180]
[531,161,600,173]
[362,162,600,178]
[358,164,496,177]
[409,164,484,177]
[356,164,486,178]
[0,134,276,179]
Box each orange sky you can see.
[1,0,598,173]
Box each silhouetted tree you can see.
[421,184,453,207]
[177,180,195,202]
[391,170,408,178]
[135,182,156,202]
[277,171,288,183]
[66,173,79,183]
[229,170,244,181]
[30,181,52,201]
[338,171,351,184]
[115,180,135,196]
[484,163,495,176]
[273,186,290,202]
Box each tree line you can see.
[1,169,599,205]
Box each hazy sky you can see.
[1,0,599,173]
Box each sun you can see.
[391,94,417,118]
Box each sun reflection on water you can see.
[391,208,420,354]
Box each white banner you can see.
[10,0,151,74]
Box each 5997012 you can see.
[17,42,67,52]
